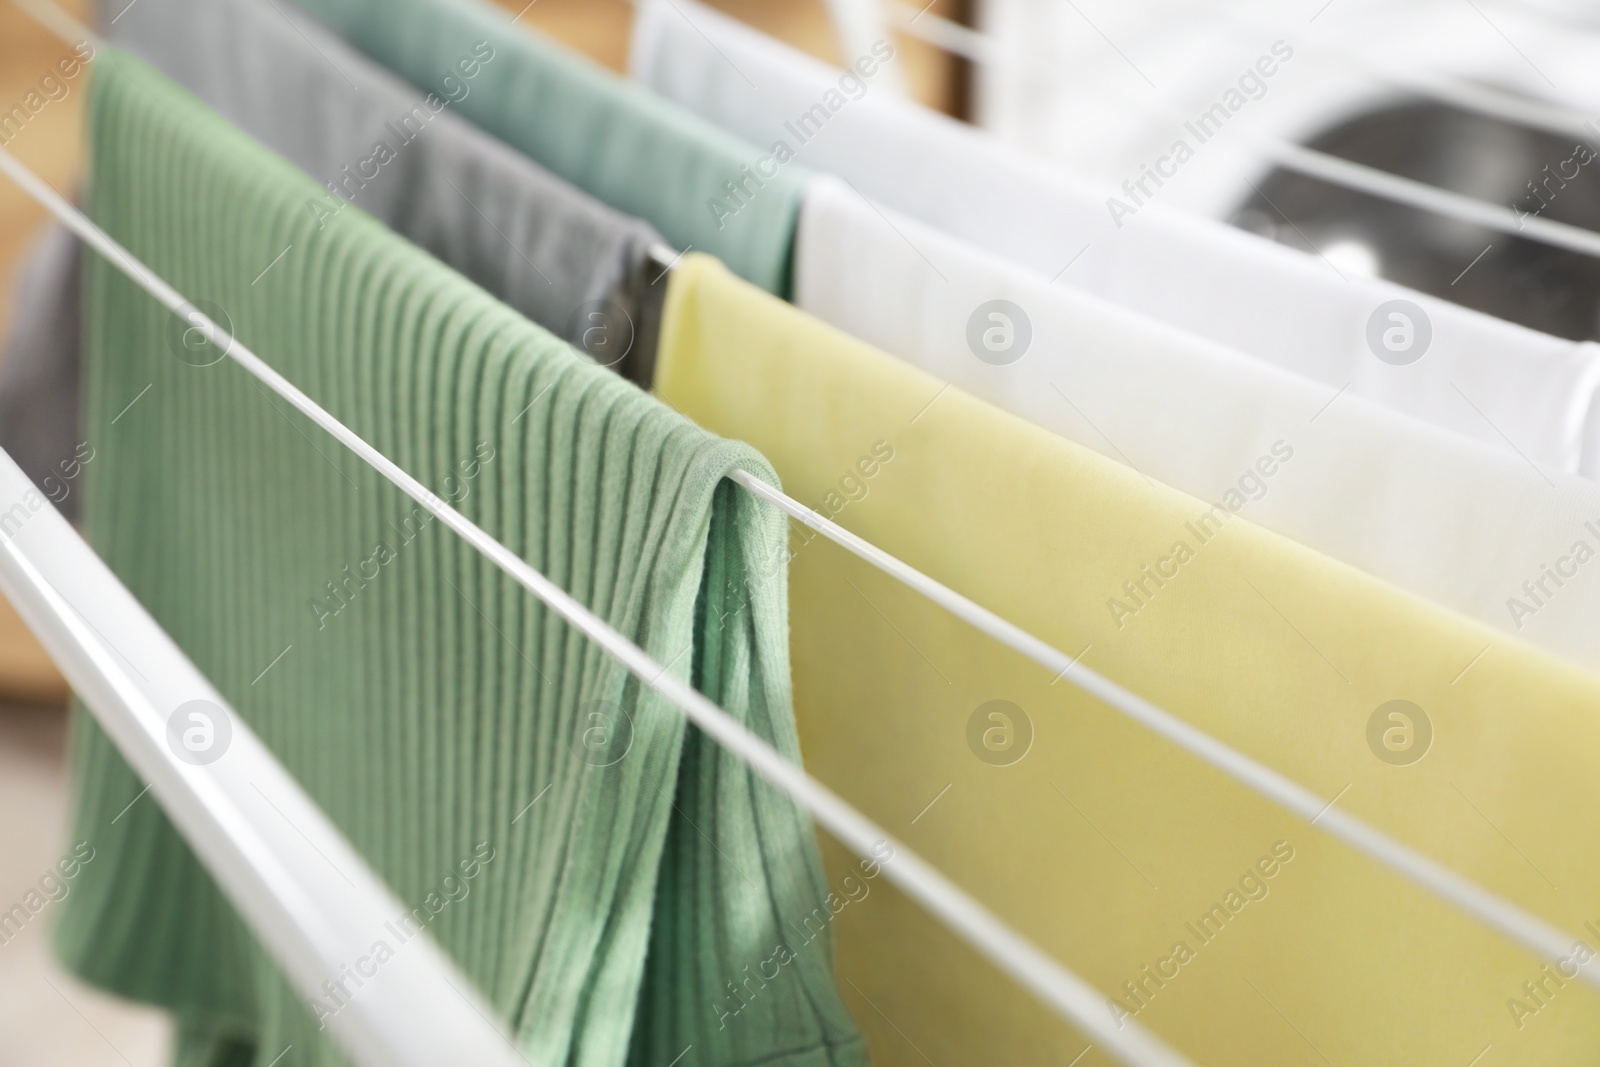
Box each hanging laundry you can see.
[292,0,806,297]
[0,0,673,520]
[630,0,1600,476]
[656,252,1600,1067]
[794,175,1600,672]
[57,50,865,1067]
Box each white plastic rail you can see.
[0,449,530,1067]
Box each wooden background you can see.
[0,0,966,702]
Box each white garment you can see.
[795,175,1600,670]
[629,0,1600,476]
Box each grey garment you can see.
[0,0,671,512]
[0,225,83,519]
[100,0,667,380]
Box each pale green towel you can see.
[58,49,864,1067]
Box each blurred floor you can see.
[0,702,170,1066]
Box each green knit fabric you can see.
[292,0,805,297]
[58,49,865,1067]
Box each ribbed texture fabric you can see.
[57,50,865,1067]
[292,0,804,297]
[657,253,1600,1065]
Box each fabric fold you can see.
[57,49,864,1067]
[630,0,1600,475]
[657,251,1600,1067]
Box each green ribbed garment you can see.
[291,0,805,297]
[59,50,865,1067]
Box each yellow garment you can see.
[657,254,1600,1067]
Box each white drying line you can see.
[732,475,1600,990]
[1224,128,1600,259]
[1257,141,1600,258]
[1386,65,1599,142]
[0,149,1195,1067]
[884,1,1600,262]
